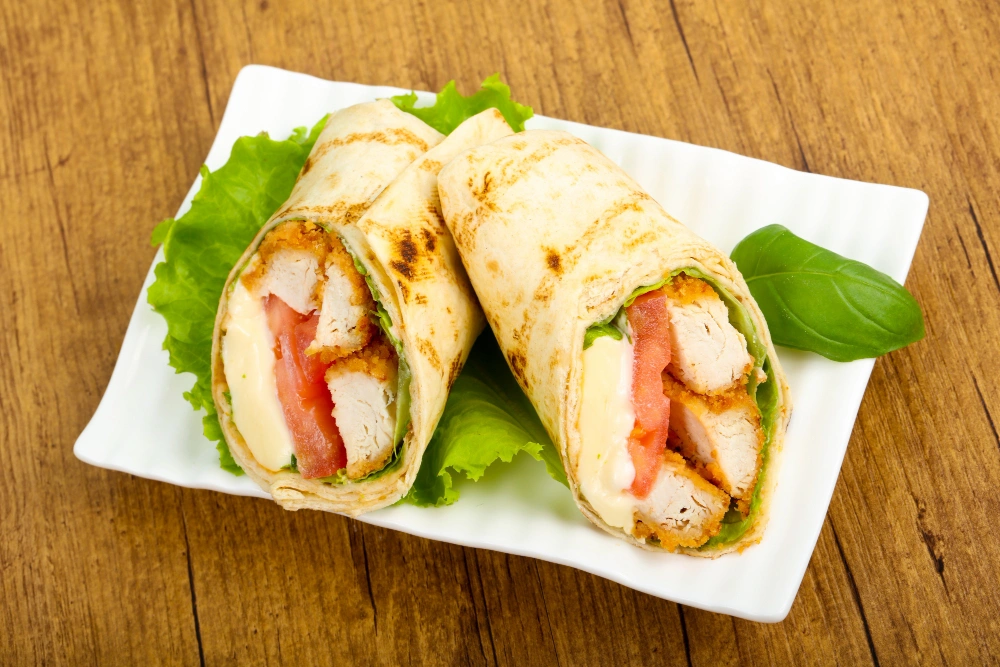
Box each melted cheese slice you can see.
[222,280,294,471]
[577,334,637,531]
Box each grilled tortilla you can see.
[438,130,791,555]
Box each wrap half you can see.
[438,130,791,554]
[211,102,512,514]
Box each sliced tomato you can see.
[625,290,672,498]
[265,295,346,478]
[293,315,327,387]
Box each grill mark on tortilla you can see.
[388,228,419,281]
[544,247,562,273]
[388,225,439,301]
[508,350,527,383]
[304,128,429,174]
[447,356,463,387]
[623,229,657,250]
[330,128,431,150]
[469,137,577,210]
[275,201,370,226]
[497,185,652,404]
[397,236,418,274]
[452,137,580,254]
[417,337,442,370]
[554,192,653,272]
[533,283,553,302]
[451,209,485,253]
[420,226,436,252]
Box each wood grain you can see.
[2,0,998,663]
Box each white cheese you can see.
[577,334,637,531]
[222,279,294,471]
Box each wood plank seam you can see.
[359,526,379,636]
[186,0,216,126]
[460,550,499,666]
[830,523,880,667]
[668,0,699,82]
[967,197,999,295]
[180,506,206,667]
[954,221,973,270]
[912,495,948,594]
[41,136,82,317]
[615,0,636,50]
[972,376,999,455]
[530,561,560,663]
[676,604,694,667]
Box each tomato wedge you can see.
[625,290,672,498]
[265,295,346,478]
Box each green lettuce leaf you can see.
[405,332,568,506]
[391,74,534,134]
[582,322,623,349]
[148,119,327,473]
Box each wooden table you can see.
[3,0,998,663]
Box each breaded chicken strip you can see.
[310,240,376,359]
[663,275,753,395]
[632,451,730,550]
[325,338,398,479]
[663,374,763,509]
[242,221,330,315]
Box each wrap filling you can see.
[221,220,408,482]
[579,270,777,551]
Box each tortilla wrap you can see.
[211,103,512,514]
[437,130,791,554]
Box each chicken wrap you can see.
[438,130,791,554]
[211,102,513,514]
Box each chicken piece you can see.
[309,239,376,359]
[662,275,753,395]
[241,221,330,315]
[243,221,376,360]
[663,374,763,507]
[325,338,399,479]
[632,451,730,550]
[255,249,320,315]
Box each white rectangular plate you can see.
[75,65,928,622]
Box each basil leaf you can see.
[730,224,924,362]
